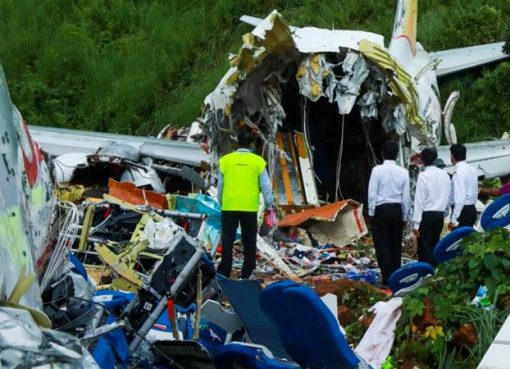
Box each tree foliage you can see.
[0,0,509,139]
[504,18,510,54]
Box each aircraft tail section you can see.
[390,0,418,57]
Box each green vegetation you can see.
[392,228,510,368]
[0,0,509,139]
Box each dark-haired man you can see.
[217,129,273,279]
[413,148,451,265]
[449,143,478,229]
[368,141,411,285]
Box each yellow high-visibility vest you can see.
[219,151,266,211]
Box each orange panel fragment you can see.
[108,179,168,209]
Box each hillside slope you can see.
[0,0,508,142]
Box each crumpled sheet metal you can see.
[296,54,333,102]
[205,10,385,118]
[120,166,165,194]
[292,51,371,116]
[359,39,427,142]
[0,306,100,368]
[279,200,367,246]
[358,67,386,120]
[205,10,295,116]
[95,142,140,162]
[335,51,370,114]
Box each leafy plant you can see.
[394,228,510,368]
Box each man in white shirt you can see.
[448,143,478,229]
[368,141,411,285]
[413,148,451,265]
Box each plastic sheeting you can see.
[142,217,184,251]
[175,194,222,251]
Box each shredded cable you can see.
[362,118,380,167]
[40,201,80,291]
[334,115,346,202]
[301,97,322,184]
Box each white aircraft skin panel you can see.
[294,28,384,52]
[239,14,385,52]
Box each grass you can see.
[0,0,508,139]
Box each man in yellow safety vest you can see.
[217,129,273,279]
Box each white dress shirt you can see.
[368,160,411,220]
[450,160,478,225]
[413,166,451,230]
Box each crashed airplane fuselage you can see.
[201,0,508,207]
[0,65,54,312]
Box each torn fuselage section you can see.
[202,11,429,209]
[0,65,54,312]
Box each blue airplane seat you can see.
[212,343,299,369]
[218,279,290,359]
[388,262,434,295]
[433,226,476,264]
[69,253,88,281]
[481,194,510,231]
[95,290,134,311]
[260,281,371,369]
[92,314,129,369]
[258,280,306,363]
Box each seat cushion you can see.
[388,262,434,295]
[212,343,299,369]
[261,281,364,369]
[433,226,476,264]
[219,279,289,359]
[481,194,510,231]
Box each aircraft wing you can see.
[29,125,210,167]
[431,42,508,77]
[437,139,510,179]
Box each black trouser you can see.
[418,211,444,266]
[457,204,477,227]
[218,211,258,279]
[372,203,403,285]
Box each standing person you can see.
[368,141,411,285]
[217,129,273,279]
[448,143,478,229]
[413,148,451,265]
